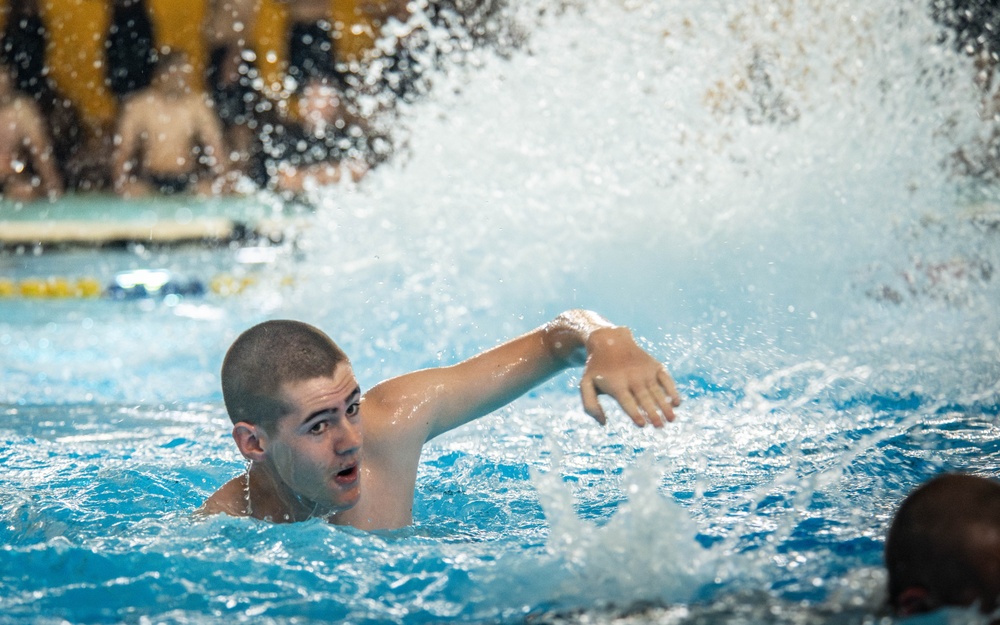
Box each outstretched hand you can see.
[579,327,681,428]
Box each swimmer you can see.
[0,64,63,201]
[199,310,682,529]
[885,473,1000,617]
[111,51,227,198]
[267,75,371,192]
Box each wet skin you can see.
[201,311,683,529]
[256,370,364,519]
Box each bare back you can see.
[0,97,62,197]
[116,91,224,176]
[0,102,30,176]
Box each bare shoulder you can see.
[186,92,214,110]
[118,93,156,123]
[122,91,153,111]
[9,96,44,124]
[197,476,249,517]
[11,95,38,112]
[192,95,222,123]
[359,380,406,434]
[360,373,439,449]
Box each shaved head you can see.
[221,320,349,430]
[886,473,1000,615]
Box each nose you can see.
[335,419,362,456]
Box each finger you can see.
[634,386,666,428]
[648,383,677,424]
[658,367,682,407]
[614,390,648,428]
[580,377,607,426]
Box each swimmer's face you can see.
[264,364,363,516]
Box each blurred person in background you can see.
[111,51,227,197]
[0,63,63,201]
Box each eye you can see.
[309,420,329,435]
[346,402,361,418]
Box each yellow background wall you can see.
[0,0,378,134]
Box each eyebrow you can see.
[302,387,362,424]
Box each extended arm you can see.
[364,309,681,445]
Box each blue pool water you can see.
[3,0,1000,623]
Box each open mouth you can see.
[334,464,359,485]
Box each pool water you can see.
[3,0,1000,623]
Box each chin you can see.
[324,488,361,513]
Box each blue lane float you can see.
[105,270,207,301]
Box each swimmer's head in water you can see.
[885,473,1000,616]
[221,320,349,432]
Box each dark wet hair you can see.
[152,50,190,81]
[885,473,1000,614]
[221,320,349,430]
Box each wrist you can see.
[544,310,597,364]
[585,325,633,354]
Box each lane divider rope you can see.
[0,271,294,299]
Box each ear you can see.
[896,586,933,616]
[232,422,268,462]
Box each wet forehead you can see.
[277,363,359,415]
